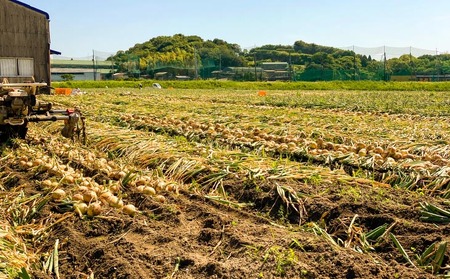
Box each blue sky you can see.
[23,0,450,59]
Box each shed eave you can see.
[9,0,50,19]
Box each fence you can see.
[339,45,441,60]
[294,45,448,81]
[51,50,115,62]
[51,47,449,81]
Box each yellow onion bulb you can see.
[122,204,138,216]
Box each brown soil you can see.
[2,127,449,279]
[32,189,440,279]
[10,164,446,278]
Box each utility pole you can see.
[353,45,357,80]
[435,48,439,81]
[409,46,413,81]
[137,57,141,79]
[92,50,96,81]
[383,46,387,81]
[194,48,198,79]
[254,53,257,81]
[110,57,114,78]
[289,50,292,81]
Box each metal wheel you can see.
[61,109,86,144]
[0,124,28,142]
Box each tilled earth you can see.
[30,184,446,279]
[1,102,449,279]
[2,132,447,279]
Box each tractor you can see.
[0,80,85,143]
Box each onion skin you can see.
[156,181,166,191]
[107,195,124,208]
[72,193,84,202]
[63,175,75,184]
[83,191,98,203]
[74,202,88,216]
[136,185,145,193]
[87,202,102,217]
[122,204,138,216]
[33,159,43,167]
[51,189,66,201]
[154,195,166,203]
[143,186,156,196]
[99,191,113,204]
[41,180,53,188]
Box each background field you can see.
[1,85,450,278]
[54,80,450,92]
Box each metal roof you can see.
[51,59,113,67]
[51,68,111,74]
[9,0,49,19]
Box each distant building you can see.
[0,0,58,85]
[389,75,415,82]
[50,59,115,81]
[154,71,170,80]
[216,63,291,81]
[221,67,263,80]
[261,62,290,81]
[261,62,289,71]
[112,73,128,80]
[175,75,191,81]
[415,74,450,82]
[390,74,450,82]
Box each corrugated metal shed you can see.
[0,0,52,83]
[50,59,114,80]
[261,62,288,71]
[8,0,49,19]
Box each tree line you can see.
[109,34,450,81]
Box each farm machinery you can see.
[0,80,85,143]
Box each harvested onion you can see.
[122,204,138,216]
[143,186,156,196]
[19,160,28,169]
[165,183,177,193]
[63,175,75,184]
[135,178,147,186]
[72,193,84,202]
[99,191,113,203]
[83,190,97,203]
[41,179,53,188]
[154,195,166,203]
[74,202,88,215]
[33,158,43,167]
[43,163,53,171]
[87,202,102,217]
[51,189,66,201]
[110,183,121,193]
[77,186,89,193]
[107,195,124,208]
[156,180,166,191]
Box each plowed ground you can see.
[1,88,449,279]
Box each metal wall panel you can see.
[0,58,17,76]
[0,0,50,83]
[18,58,34,76]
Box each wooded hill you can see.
[109,34,450,81]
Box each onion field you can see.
[1,88,450,278]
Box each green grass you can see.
[52,80,450,92]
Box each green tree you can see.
[441,60,450,74]
[387,55,413,75]
[309,52,334,69]
[110,34,246,78]
[60,74,74,81]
